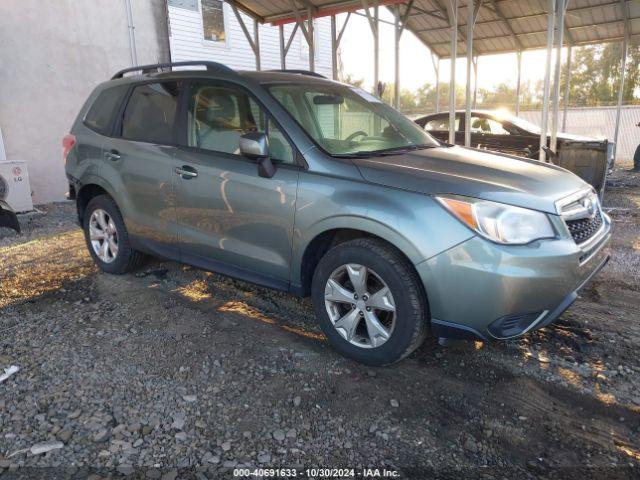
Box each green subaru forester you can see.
[64,61,611,365]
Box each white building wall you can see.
[0,0,170,204]
[168,2,333,77]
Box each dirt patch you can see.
[0,172,639,479]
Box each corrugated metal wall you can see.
[168,2,333,78]
[520,106,640,162]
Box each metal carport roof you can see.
[224,0,634,171]
[228,0,638,58]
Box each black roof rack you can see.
[111,61,235,80]
[267,69,327,79]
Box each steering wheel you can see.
[345,130,368,142]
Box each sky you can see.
[337,9,561,92]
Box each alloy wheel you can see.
[89,208,119,263]
[324,263,396,349]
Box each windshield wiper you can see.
[370,144,436,154]
[334,144,436,158]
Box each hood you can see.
[354,146,589,214]
[556,131,604,142]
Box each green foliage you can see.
[340,41,639,113]
[561,40,640,106]
[341,73,365,89]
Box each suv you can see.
[64,61,611,366]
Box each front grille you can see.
[565,213,603,244]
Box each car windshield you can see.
[267,82,440,156]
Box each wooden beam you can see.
[232,5,258,54]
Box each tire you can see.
[82,194,145,274]
[311,238,428,366]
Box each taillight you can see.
[62,134,76,165]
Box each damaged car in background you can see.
[415,110,614,194]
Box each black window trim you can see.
[175,77,304,168]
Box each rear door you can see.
[99,81,181,256]
[76,85,132,187]
[173,79,299,289]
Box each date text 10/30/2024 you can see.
[233,468,400,478]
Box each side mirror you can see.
[239,131,276,178]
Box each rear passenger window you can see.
[121,82,181,144]
[84,85,129,135]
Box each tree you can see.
[561,40,640,107]
[478,80,541,110]
[341,73,365,89]
[380,84,424,112]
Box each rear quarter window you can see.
[84,85,129,135]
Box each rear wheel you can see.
[82,195,145,274]
[311,238,428,366]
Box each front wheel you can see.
[311,238,428,366]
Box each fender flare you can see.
[298,215,424,264]
[290,214,425,294]
[75,175,121,224]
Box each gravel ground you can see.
[1,169,639,480]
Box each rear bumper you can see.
[417,219,611,341]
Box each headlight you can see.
[435,195,556,245]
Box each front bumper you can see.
[417,217,611,341]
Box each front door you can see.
[174,80,299,289]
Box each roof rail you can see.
[111,61,235,80]
[268,69,327,79]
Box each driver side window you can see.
[470,116,510,135]
[424,116,459,132]
[187,82,295,164]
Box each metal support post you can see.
[539,0,556,162]
[449,0,458,145]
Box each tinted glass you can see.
[187,82,295,164]
[121,82,180,144]
[84,85,129,135]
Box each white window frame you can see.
[200,0,230,48]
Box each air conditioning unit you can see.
[0,161,33,213]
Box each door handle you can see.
[104,150,121,160]
[174,166,198,179]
